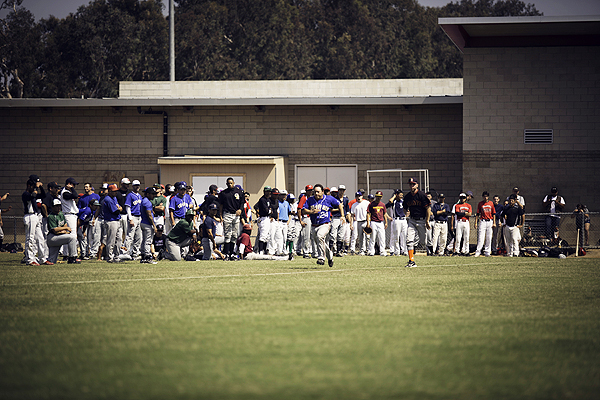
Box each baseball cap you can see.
[408,178,418,185]
[324,187,330,192]
[121,178,131,185]
[368,194,375,201]
[29,174,40,182]
[156,224,164,231]
[242,223,252,231]
[47,181,60,189]
[132,180,141,186]
[466,191,473,197]
[90,199,101,206]
[264,186,272,192]
[551,187,558,193]
[101,183,109,189]
[338,185,346,190]
[482,191,489,196]
[305,185,313,191]
[145,187,157,195]
[66,177,79,185]
[208,203,218,210]
[355,191,362,197]
[169,186,176,193]
[375,191,383,196]
[513,187,519,191]
[208,184,218,193]
[186,209,196,217]
[271,188,280,195]
[280,189,287,195]
[108,184,118,192]
[287,193,295,200]
[179,181,187,188]
[438,193,445,198]
[330,187,338,193]
[459,192,467,198]
[235,184,243,191]
[52,199,62,206]
[176,182,186,190]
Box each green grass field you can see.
[1,253,599,400]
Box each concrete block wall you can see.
[0,104,463,214]
[463,46,600,211]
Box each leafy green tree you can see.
[0,0,43,98]
[41,0,168,98]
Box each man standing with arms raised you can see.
[403,178,431,268]
[301,184,340,267]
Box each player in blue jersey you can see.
[301,184,340,267]
[124,180,143,258]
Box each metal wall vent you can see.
[524,129,553,144]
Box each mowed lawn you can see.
[1,253,599,400]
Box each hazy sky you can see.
[2,0,600,20]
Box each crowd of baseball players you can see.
[12,174,532,268]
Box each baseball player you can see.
[350,191,369,255]
[366,191,389,256]
[386,189,407,256]
[403,178,431,268]
[46,199,79,265]
[474,191,496,257]
[301,184,340,267]
[140,187,158,264]
[22,177,49,265]
[254,186,272,254]
[297,185,314,258]
[103,184,123,263]
[431,193,451,256]
[501,194,524,257]
[60,177,80,262]
[452,193,473,256]
[124,180,143,258]
[236,223,292,261]
[218,177,245,260]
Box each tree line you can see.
[0,0,541,98]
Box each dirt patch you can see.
[569,248,600,258]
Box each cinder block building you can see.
[1,15,598,215]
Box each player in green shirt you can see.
[47,199,79,264]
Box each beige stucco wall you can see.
[462,46,600,211]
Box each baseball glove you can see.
[363,226,373,234]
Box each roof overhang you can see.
[0,96,462,108]
[439,15,600,52]
[158,156,284,165]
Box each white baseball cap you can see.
[338,185,346,190]
[280,189,287,195]
[121,177,131,184]
[132,180,141,186]
[330,187,338,192]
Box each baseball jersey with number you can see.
[302,195,340,225]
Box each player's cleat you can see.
[67,257,81,264]
[42,261,54,265]
[28,261,40,266]
[288,253,294,261]
[328,258,334,268]
[317,259,325,265]
[405,260,417,268]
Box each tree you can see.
[0,0,43,98]
[40,0,168,98]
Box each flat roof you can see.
[0,95,462,108]
[439,15,600,51]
